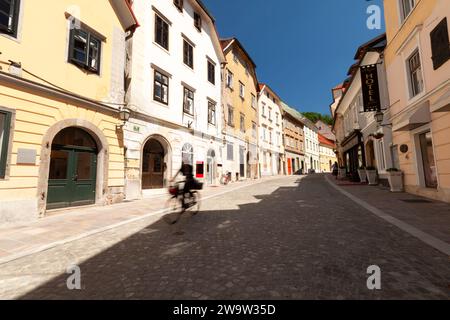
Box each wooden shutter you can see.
[430,18,450,70]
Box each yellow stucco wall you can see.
[0,0,126,214]
[383,0,436,66]
[0,85,125,201]
[224,47,258,146]
[0,0,124,102]
[383,0,450,202]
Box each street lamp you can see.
[118,107,131,127]
[374,111,384,125]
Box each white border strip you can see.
[325,175,450,256]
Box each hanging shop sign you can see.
[360,64,381,112]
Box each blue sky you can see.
[203,0,385,115]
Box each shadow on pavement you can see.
[18,175,450,300]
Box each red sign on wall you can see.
[196,161,204,178]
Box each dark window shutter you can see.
[430,18,450,70]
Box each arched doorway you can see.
[142,139,166,190]
[206,149,216,185]
[47,127,98,210]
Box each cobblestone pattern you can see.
[0,175,449,299]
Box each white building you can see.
[303,118,320,173]
[334,34,394,182]
[258,84,284,176]
[125,0,226,199]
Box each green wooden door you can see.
[47,146,97,210]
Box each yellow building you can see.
[383,0,450,202]
[220,38,259,180]
[318,134,337,173]
[0,0,138,223]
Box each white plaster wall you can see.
[258,86,283,176]
[129,0,222,136]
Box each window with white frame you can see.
[239,81,245,99]
[226,70,233,88]
[0,0,20,37]
[400,0,415,22]
[183,87,194,115]
[408,49,424,98]
[207,100,216,125]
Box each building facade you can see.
[258,84,284,176]
[303,118,320,173]
[0,0,138,223]
[332,34,395,182]
[383,0,450,202]
[220,38,259,181]
[280,102,305,175]
[318,134,337,173]
[124,0,225,199]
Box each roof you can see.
[220,37,257,69]
[280,101,305,125]
[112,0,139,31]
[194,0,215,23]
[258,83,281,101]
[319,134,336,148]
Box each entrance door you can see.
[142,139,165,189]
[239,146,245,178]
[287,158,292,175]
[47,128,97,210]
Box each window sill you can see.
[153,99,170,108]
[153,41,170,55]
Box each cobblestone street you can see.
[0,175,449,299]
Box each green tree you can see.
[302,112,333,126]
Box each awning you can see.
[431,88,450,113]
[393,101,431,132]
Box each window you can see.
[268,108,272,121]
[0,0,20,36]
[173,0,183,12]
[155,14,169,50]
[269,130,273,144]
[227,105,234,127]
[0,110,11,179]
[408,50,424,97]
[153,70,169,104]
[183,87,194,115]
[182,143,194,166]
[240,113,245,133]
[251,94,256,109]
[227,143,234,161]
[233,52,238,63]
[261,103,266,117]
[68,28,101,74]
[401,0,415,21]
[208,100,216,125]
[430,18,450,70]
[239,82,245,99]
[252,122,257,138]
[226,70,233,89]
[194,12,202,31]
[183,39,194,69]
[207,60,215,84]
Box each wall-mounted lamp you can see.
[119,107,131,125]
[374,110,392,127]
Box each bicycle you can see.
[164,181,202,225]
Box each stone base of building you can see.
[0,199,39,225]
[405,185,450,203]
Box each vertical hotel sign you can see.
[360,64,381,112]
